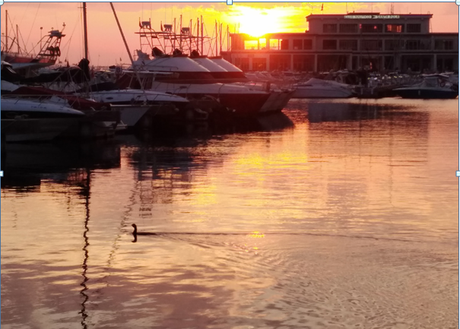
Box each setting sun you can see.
[235,7,285,37]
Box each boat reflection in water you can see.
[1,141,121,191]
[133,111,294,141]
[302,100,406,123]
[1,98,457,329]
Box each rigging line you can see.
[5,13,14,52]
[17,2,29,30]
[17,28,28,54]
[61,13,81,64]
[24,3,41,51]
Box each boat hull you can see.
[259,90,294,113]
[292,87,354,98]
[1,117,78,142]
[217,93,271,116]
[291,78,355,99]
[111,104,151,127]
[146,82,272,117]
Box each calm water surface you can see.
[1,98,458,329]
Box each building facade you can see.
[222,13,458,73]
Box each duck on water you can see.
[131,223,159,236]
[131,223,256,237]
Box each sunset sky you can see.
[1,2,458,66]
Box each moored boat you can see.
[1,97,84,142]
[127,20,292,117]
[82,87,192,127]
[2,10,65,74]
[393,74,458,99]
[193,53,294,113]
[6,85,122,139]
[121,52,274,118]
[291,78,355,98]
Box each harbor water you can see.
[1,98,458,329]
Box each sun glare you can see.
[235,7,285,37]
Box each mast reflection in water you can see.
[1,101,457,329]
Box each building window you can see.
[259,38,267,49]
[304,39,312,49]
[293,55,314,71]
[361,24,383,33]
[339,24,358,33]
[236,57,250,71]
[386,24,403,33]
[323,39,337,50]
[339,40,358,51]
[293,39,303,50]
[270,54,291,71]
[323,24,337,33]
[384,56,396,70]
[269,39,280,50]
[434,40,443,50]
[407,24,421,33]
[244,40,258,50]
[384,39,403,51]
[435,39,455,50]
[405,40,420,50]
[252,58,267,71]
[419,39,431,50]
[444,40,454,50]
[361,40,382,51]
[281,39,289,50]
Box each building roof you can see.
[306,13,433,20]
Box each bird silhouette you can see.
[131,223,159,236]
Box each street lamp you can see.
[40,27,43,51]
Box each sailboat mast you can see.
[200,15,203,55]
[16,24,19,53]
[110,3,133,63]
[179,15,182,51]
[5,10,8,52]
[83,2,89,59]
[215,20,217,57]
[110,2,147,95]
[197,17,199,53]
[219,23,222,56]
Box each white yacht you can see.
[122,50,286,117]
[1,97,84,142]
[292,78,355,98]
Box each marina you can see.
[1,3,459,329]
[1,5,459,142]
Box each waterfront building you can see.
[222,13,458,73]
